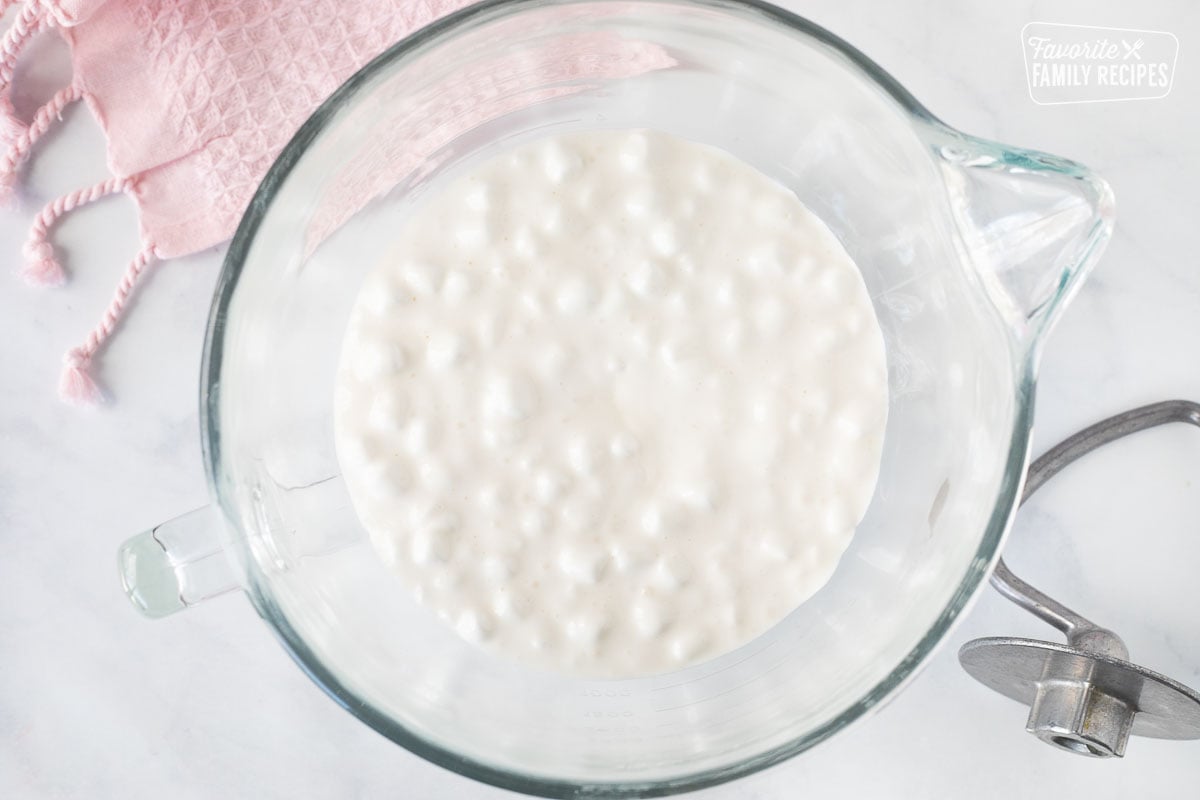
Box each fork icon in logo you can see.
[1122,38,1145,59]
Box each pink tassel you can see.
[0,97,22,146]
[19,176,148,404]
[21,238,64,285]
[56,243,158,406]
[21,174,129,284]
[59,346,103,406]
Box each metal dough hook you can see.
[959,400,1200,758]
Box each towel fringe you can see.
[15,168,154,405]
[21,174,131,285]
[59,242,159,406]
[0,0,49,146]
[0,79,80,205]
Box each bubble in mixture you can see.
[425,331,467,368]
[354,340,407,382]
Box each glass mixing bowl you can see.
[118,0,1113,795]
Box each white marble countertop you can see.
[3,0,1199,797]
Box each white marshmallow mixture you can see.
[334,130,887,678]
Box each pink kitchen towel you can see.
[0,0,672,404]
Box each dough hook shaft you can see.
[991,399,1200,644]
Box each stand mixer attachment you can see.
[960,400,1200,757]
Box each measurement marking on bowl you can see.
[652,648,798,714]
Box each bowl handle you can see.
[118,506,238,618]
